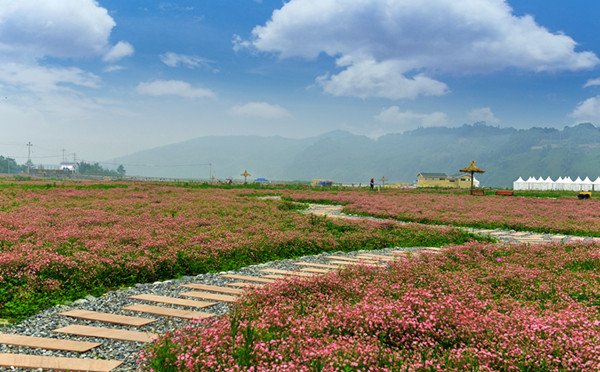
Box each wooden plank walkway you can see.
[53,325,158,343]
[0,353,122,372]
[129,294,215,308]
[180,291,238,303]
[260,274,296,280]
[324,256,378,264]
[0,334,101,352]
[258,268,316,277]
[293,262,339,269]
[227,282,264,288]
[220,274,276,284]
[123,304,214,320]
[181,283,245,295]
[299,267,333,274]
[58,309,155,326]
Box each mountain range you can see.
[111,122,600,188]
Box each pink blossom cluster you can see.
[0,182,470,319]
[139,241,600,371]
[283,189,600,236]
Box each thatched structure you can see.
[460,160,485,193]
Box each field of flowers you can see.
[139,241,600,371]
[283,188,600,236]
[0,182,481,320]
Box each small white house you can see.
[59,162,76,172]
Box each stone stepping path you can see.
[122,304,214,320]
[0,334,101,352]
[129,294,215,308]
[58,309,155,327]
[53,325,158,343]
[0,354,122,372]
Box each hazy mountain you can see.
[111,123,600,188]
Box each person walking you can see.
[370,178,374,189]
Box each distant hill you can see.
[111,122,600,188]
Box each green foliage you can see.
[78,161,124,177]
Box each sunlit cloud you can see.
[103,41,134,62]
[136,80,216,99]
[244,0,599,99]
[375,106,448,129]
[468,107,499,123]
[230,102,291,119]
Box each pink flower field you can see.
[139,241,600,371]
[284,189,600,236]
[0,182,479,320]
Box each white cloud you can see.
[136,80,216,99]
[584,78,600,88]
[468,107,499,123]
[0,0,117,59]
[317,60,448,99]
[159,52,217,71]
[0,62,100,93]
[103,41,134,62]
[233,35,252,53]
[247,0,599,99]
[104,65,126,73]
[571,96,600,123]
[375,106,448,128]
[230,102,291,119]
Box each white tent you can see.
[554,176,564,191]
[525,176,537,190]
[593,177,600,191]
[574,177,584,191]
[564,177,577,191]
[513,177,525,190]
[541,176,554,191]
[582,177,593,191]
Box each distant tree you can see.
[0,156,23,174]
[78,161,119,176]
[117,164,126,176]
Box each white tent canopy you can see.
[513,176,600,191]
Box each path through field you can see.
[0,201,596,371]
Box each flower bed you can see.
[139,241,600,371]
[0,182,480,320]
[283,189,600,236]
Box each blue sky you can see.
[2,0,600,163]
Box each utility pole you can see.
[62,149,66,163]
[209,163,213,181]
[26,142,32,174]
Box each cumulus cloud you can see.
[571,96,600,123]
[0,0,117,59]
[584,78,600,88]
[0,62,100,93]
[468,107,499,123]
[246,0,599,99]
[317,60,448,99]
[160,52,217,71]
[375,106,448,128]
[136,80,216,99]
[103,41,134,62]
[230,102,291,119]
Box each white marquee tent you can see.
[513,176,600,191]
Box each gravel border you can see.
[0,244,421,371]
